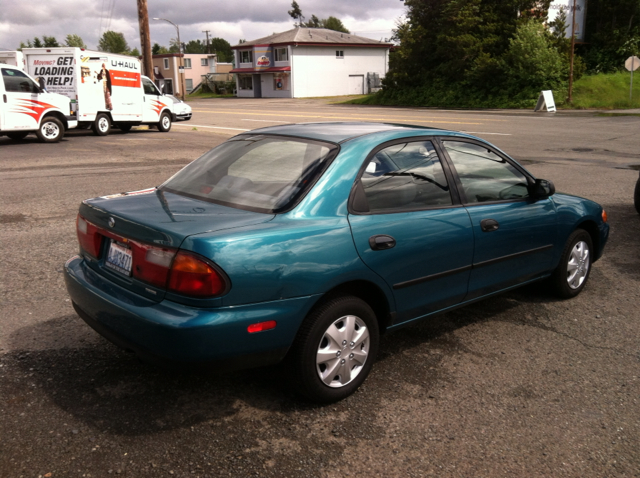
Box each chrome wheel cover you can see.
[316,315,370,388]
[41,121,60,139]
[97,117,110,132]
[567,240,590,289]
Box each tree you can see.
[152,43,170,55]
[288,1,305,25]
[184,39,205,54]
[129,48,141,57]
[42,36,60,47]
[321,16,349,33]
[65,34,87,49]
[210,38,232,62]
[98,31,130,54]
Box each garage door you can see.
[348,75,364,95]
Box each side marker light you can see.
[247,321,277,334]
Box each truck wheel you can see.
[7,132,29,140]
[93,113,111,136]
[117,123,133,133]
[36,117,64,143]
[157,112,172,132]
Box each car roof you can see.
[239,122,456,144]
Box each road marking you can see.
[190,109,484,126]
[173,124,250,131]
[461,131,512,136]
[241,119,290,123]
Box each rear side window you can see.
[443,141,530,203]
[2,68,40,93]
[161,135,338,213]
[354,141,452,213]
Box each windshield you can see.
[160,135,339,213]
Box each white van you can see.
[22,48,177,135]
[0,64,77,142]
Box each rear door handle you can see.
[369,234,396,250]
[3,94,6,103]
[480,218,499,232]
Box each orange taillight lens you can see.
[167,251,227,298]
[602,209,608,223]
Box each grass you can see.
[567,70,640,109]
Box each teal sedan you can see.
[64,123,609,402]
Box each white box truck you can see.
[1,63,77,142]
[22,48,176,135]
[0,51,25,69]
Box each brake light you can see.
[76,215,102,258]
[132,243,175,288]
[167,251,227,298]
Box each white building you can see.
[231,28,391,98]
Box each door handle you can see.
[369,235,396,250]
[480,219,499,232]
[3,94,6,103]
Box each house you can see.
[230,28,391,98]
[152,53,233,95]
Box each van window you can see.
[142,78,160,95]
[2,68,40,93]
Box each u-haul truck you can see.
[0,51,25,69]
[0,63,77,142]
[22,48,175,135]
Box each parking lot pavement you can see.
[1,101,639,477]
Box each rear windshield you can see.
[160,135,339,213]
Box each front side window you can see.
[161,135,338,213]
[2,68,40,93]
[240,50,253,63]
[355,141,452,213]
[275,48,288,62]
[443,141,530,203]
[184,58,192,68]
[142,77,160,95]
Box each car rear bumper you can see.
[64,255,317,369]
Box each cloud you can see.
[0,0,404,51]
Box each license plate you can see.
[105,241,133,276]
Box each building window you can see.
[184,58,192,68]
[163,58,169,69]
[185,78,193,92]
[274,48,288,62]
[336,50,344,59]
[201,58,209,66]
[240,50,253,64]
[238,74,253,90]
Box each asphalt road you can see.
[1,100,639,478]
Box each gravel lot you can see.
[1,101,639,477]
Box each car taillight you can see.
[167,251,228,298]
[76,215,102,258]
[132,243,176,288]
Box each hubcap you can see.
[42,122,59,139]
[162,116,170,128]
[316,315,369,388]
[567,240,590,289]
[98,118,109,132]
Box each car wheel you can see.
[93,113,111,136]
[6,131,29,140]
[290,295,379,403]
[634,174,640,214]
[117,123,133,133]
[36,117,64,143]
[157,112,172,132]
[550,229,593,299]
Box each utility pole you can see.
[568,0,577,103]
[203,30,211,54]
[137,0,153,81]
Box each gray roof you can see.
[232,28,391,48]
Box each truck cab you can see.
[0,64,77,142]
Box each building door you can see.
[252,75,262,98]
[348,75,364,95]
[164,79,173,95]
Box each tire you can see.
[289,295,379,403]
[36,117,64,143]
[634,174,640,214]
[117,123,133,133]
[6,131,29,140]
[157,112,172,132]
[549,229,593,299]
[92,113,111,136]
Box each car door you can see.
[440,139,558,299]
[1,67,41,131]
[142,76,164,122]
[348,139,474,324]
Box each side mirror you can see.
[530,179,555,199]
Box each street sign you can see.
[534,90,557,113]
[625,56,640,71]
[178,66,185,73]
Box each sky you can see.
[0,0,406,51]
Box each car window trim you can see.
[435,136,536,206]
[348,136,462,216]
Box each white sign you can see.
[548,0,587,42]
[534,90,557,113]
[625,56,640,72]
